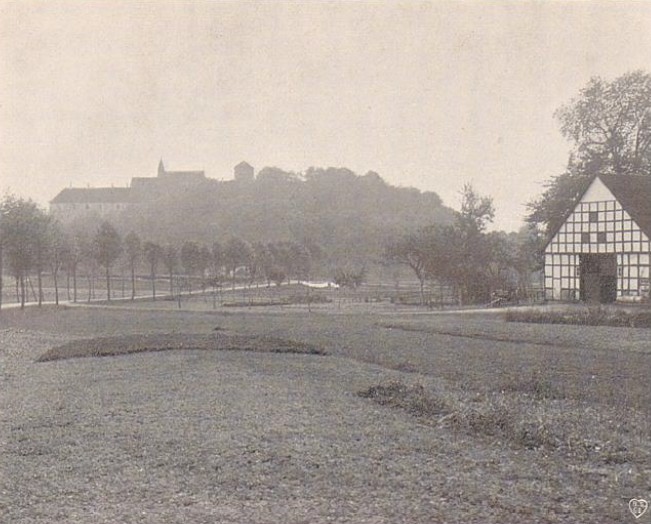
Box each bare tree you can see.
[162,244,178,297]
[124,231,142,300]
[384,230,431,306]
[143,241,162,300]
[180,240,201,295]
[93,221,123,301]
[48,220,67,306]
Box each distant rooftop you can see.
[158,159,205,179]
[50,187,131,204]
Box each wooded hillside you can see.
[118,167,455,266]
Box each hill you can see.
[118,166,455,265]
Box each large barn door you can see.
[580,254,617,303]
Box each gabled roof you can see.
[158,170,205,178]
[50,187,132,204]
[599,174,651,237]
[235,161,253,170]
[544,173,651,248]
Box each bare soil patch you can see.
[37,332,324,362]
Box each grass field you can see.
[1,303,650,523]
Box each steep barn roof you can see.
[50,187,132,204]
[543,173,651,249]
[599,174,651,237]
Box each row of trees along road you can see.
[0,198,126,308]
[385,184,542,306]
[0,196,320,309]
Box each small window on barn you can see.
[581,232,590,243]
[589,211,599,223]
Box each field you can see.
[1,302,650,523]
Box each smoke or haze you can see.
[2,1,651,231]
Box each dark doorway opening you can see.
[580,254,617,303]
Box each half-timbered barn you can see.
[543,174,651,303]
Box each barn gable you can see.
[544,174,651,302]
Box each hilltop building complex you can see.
[50,160,253,222]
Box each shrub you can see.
[358,381,449,417]
[501,370,565,401]
[360,381,565,452]
[505,306,651,328]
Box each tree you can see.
[210,241,223,280]
[294,243,315,282]
[124,232,141,300]
[526,165,593,235]
[48,221,67,306]
[61,216,100,303]
[448,184,495,304]
[384,229,432,305]
[247,243,264,287]
[143,241,162,300]
[180,240,202,294]
[197,245,211,294]
[79,228,98,302]
[59,231,76,302]
[162,245,178,296]
[224,237,252,290]
[510,225,545,297]
[556,71,651,175]
[530,71,651,233]
[270,241,306,284]
[93,221,122,301]
[333,266,366,289]
[31,211,51,306]
[483,231,516,295]
[0,195,50,308]
[385,184,496,306]
[253,242,275,287]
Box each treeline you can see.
[0,195,324,308]
[385,185,543,306]
[117,166,455,266]
[1,175,543,310]
[0,184,542,310]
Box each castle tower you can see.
[234,161,254,182]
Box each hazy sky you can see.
[2,1,651,231]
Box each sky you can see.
[1,1,651,231]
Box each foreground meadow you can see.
[0,305,649,523]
